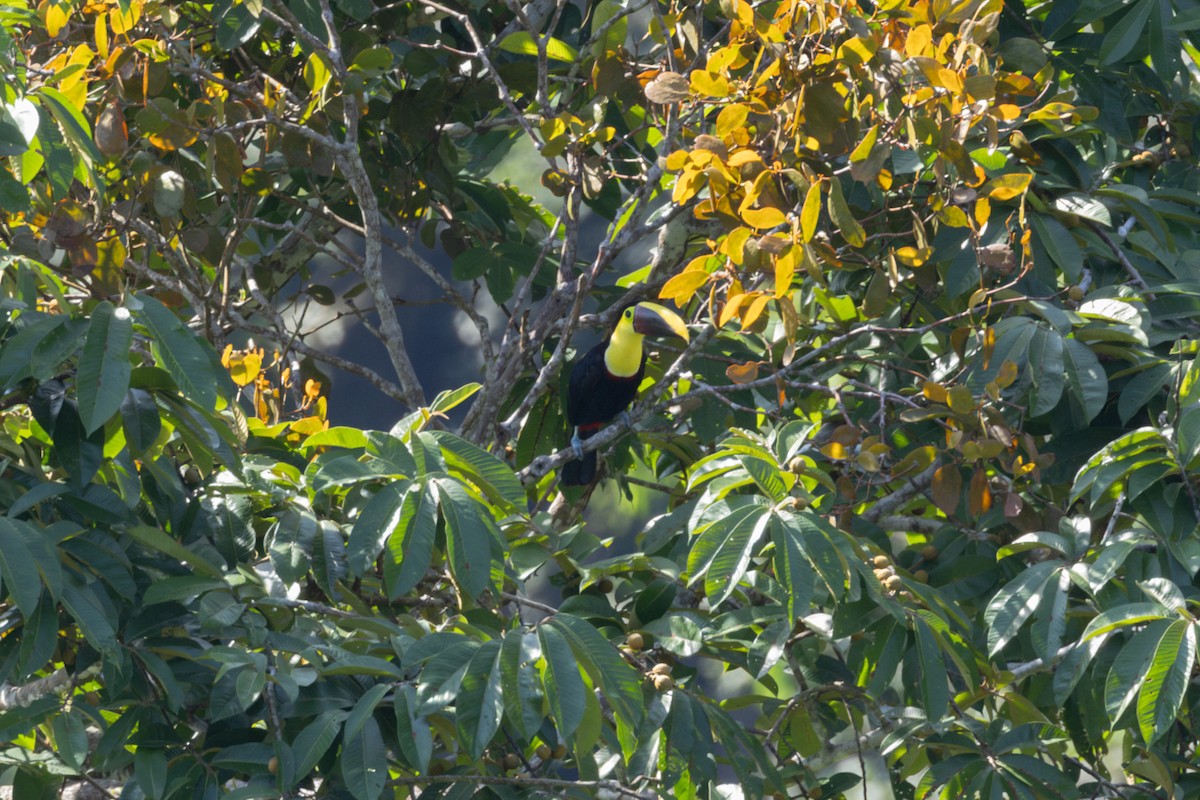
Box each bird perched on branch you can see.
[560,302,690,486]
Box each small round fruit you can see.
[268,756,279,775]
[1067,285,1084,301]
[651,662,672,675]
[597,578,614,593]
[873,568,892,582]
[885,575,903,592]
[625,632,644,651]
[504,753,521,770]
[553,744,568,759]
[872,555,890,568]
[83,691,101,706]
[652,674,674,691]
[536,744,552,761]
[914,569,929,583]
[921,545,939,560]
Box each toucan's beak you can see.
[632,302,690,343]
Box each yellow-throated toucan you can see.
[560,302,690,486]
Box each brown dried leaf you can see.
[644,71,690,104]
[726,360,760,384]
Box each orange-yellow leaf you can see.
[895,246,932,267]
[923,381,948,404]
[726,361,760,384]
[719,291,746,327]
[931,465,962,516]
[774,246,798,297]
[968,468,992,516]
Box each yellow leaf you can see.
[726,149,762,169]
[974,197,991,225]
[719,291,746,327]
[947,385,975,414]
[936,68,963,94]
[741,205,787,230]
[690,70,730,98]
[721,228,752,264]
[939,206,971,227]
[45,1,68,37]
[895,246,932,268]
[995,360,1019,388]
[994,104,1021,121]
[660,270,710,307]
[774,246,798,297]
[800,181,821,243]
[849,125,879,163]
[985,173,1032,201]
[716,104,750,139]
[94,14,108,59]
[289,416,327,436]
[665,149,690,171]
[968,468,992,516]
[906,24,932,58]
[740,293,769,329]
[305,378,322,400]
[923,381,948,403]
[228,351,263,387]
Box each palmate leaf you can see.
[434,477,498,599]
[686,503,767,605]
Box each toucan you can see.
[560,301,690,486]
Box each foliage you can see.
[2,0,1200,798]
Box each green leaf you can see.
[455,640,504,760]
[538,623,586,743]
[134,747,168,800]
[385,482,438,598]
[120,388,161,455]
[499,629,542,740]
[497,31,579,62]
[1083,602,1171,641]
[1062,339,1108,425]
[1029,214,1083,282]
[347,481,410,575]
[435,478,497,600]
[76,301,133,434]
[61,582,118,656]
[0,518,43,616]
[125,524,222,578]
[1028,324,1065,416]
[302,426,368,451]
[341,717,387,800]
[393,685,433,773]
[913,615,949,720]
[1098,0,1155,64]
[827,179,866,247]
[687,505,766,605]
[985,561,1059,656]
[290,712,347,788]
[133,294,220,411]
[1138,619,1195,743]
[1105,620,1169,723]
[546,614,643,728]
[427,430,523,511]
[1118,363,1172,424]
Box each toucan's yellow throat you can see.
[603,302,689,377]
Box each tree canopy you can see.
[1,0,1200,797]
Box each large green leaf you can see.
[289,711,347,789]
[341,716,387,800]
[1098,0,1155,63]
[985,561,1059,656]
[913,614,948,721]
[1062,338,1108,426]
[427,430,523,511]
[133,294,220,412]
[1105,620,1169,724]
[393,685,433,773]
[346,481,410,575]
[76,301,132,434]
[0,518,43,615]
[546,613,643,728]
[538,623,585,743]
[687,504,765,604]
[499,629,542,740]
[435,478,497,600]
[1137,619,1195,743]
[61,582,118,656]
[454,640,504,760]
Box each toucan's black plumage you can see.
[561,302,689,486]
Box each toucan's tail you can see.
[560,451,597,486]
[561,423,603,486]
